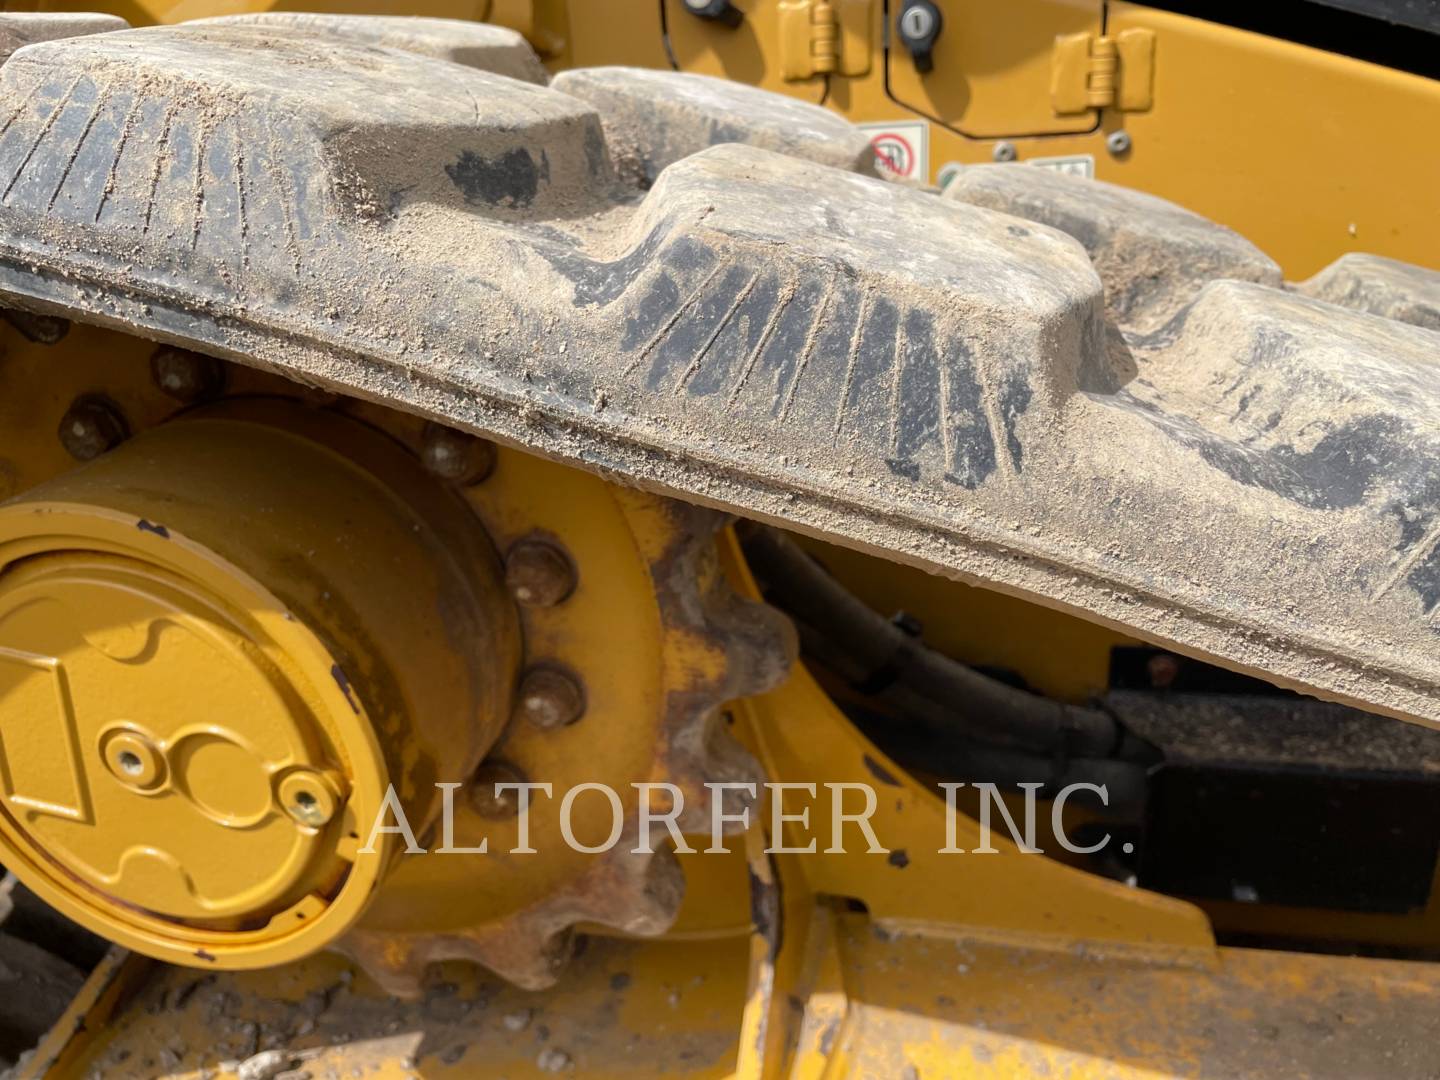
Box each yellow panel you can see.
[561,0,669,68]
[886,0,1103,136]
[810,920,1440,1079]
[824,4,1440,276]
[662,0,828,103]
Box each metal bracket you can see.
[1052,28,1156,115]
[779,0,872,81]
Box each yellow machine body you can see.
[0,2,1435,1078]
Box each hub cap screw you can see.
[505,540,576,607]
[471,761,527,819]
[420,421,496,485]
[515,667,586,730]
[150,347,225,403]
[58,396,128,462]
[279,772,338,828]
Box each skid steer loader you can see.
[0,2,1437,1077]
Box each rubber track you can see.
[0,18,1438,734]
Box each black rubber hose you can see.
[740,525,1123,759]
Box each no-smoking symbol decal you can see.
[858,120,929,182]
[871,132,915,177]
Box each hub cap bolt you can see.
[1147,653,1181,689]
[150,347,225,403]
[516,667,586,730]
[471,761,527,819]
[101,731,165,791]
[58,396,128,461]
[505,540,576,607]
[280,772,338,828]
[2,309,70,344]
[420,422,496,485]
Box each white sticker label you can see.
[858,120,930,182]
[1028,154,1095,178]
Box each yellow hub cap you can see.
[0,407,517,968]
[0,554,349,924]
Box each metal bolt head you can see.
[505,539,576,607]
[515,667,586,730]
[470,761,527,819]
[1,308,70,345]
[992,141,1018,163]
[279,772,338,828]
[101,730,165,791]
[1147,653,1181,689]
[150,347,225,403]
[286,791,328,827]
[58,396,128,462]
[419,421,496,485]
[1106,130,1132,156]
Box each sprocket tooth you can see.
[340,846,685,996]
[645,504,793,831]
[337,923,579,997]
[331,932,433,1000]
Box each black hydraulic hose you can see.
[740,525,1124,759]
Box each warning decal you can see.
[858,120,930,183]
[1029,154,1095,179]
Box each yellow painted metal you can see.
[744,665,1216,954]
[717,532,1215,959]
[33,940,752,1079]
[489,0,567,58]
[1051,28,1156,115]
[32,917,1440,1079]
[778,1,819,81]
[1114,26,1158,110]
[777,0,869,82]
[0,403,519,969]
[884,0,1104,137]
[664,0,827,104]
[778,914,1440,1079]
